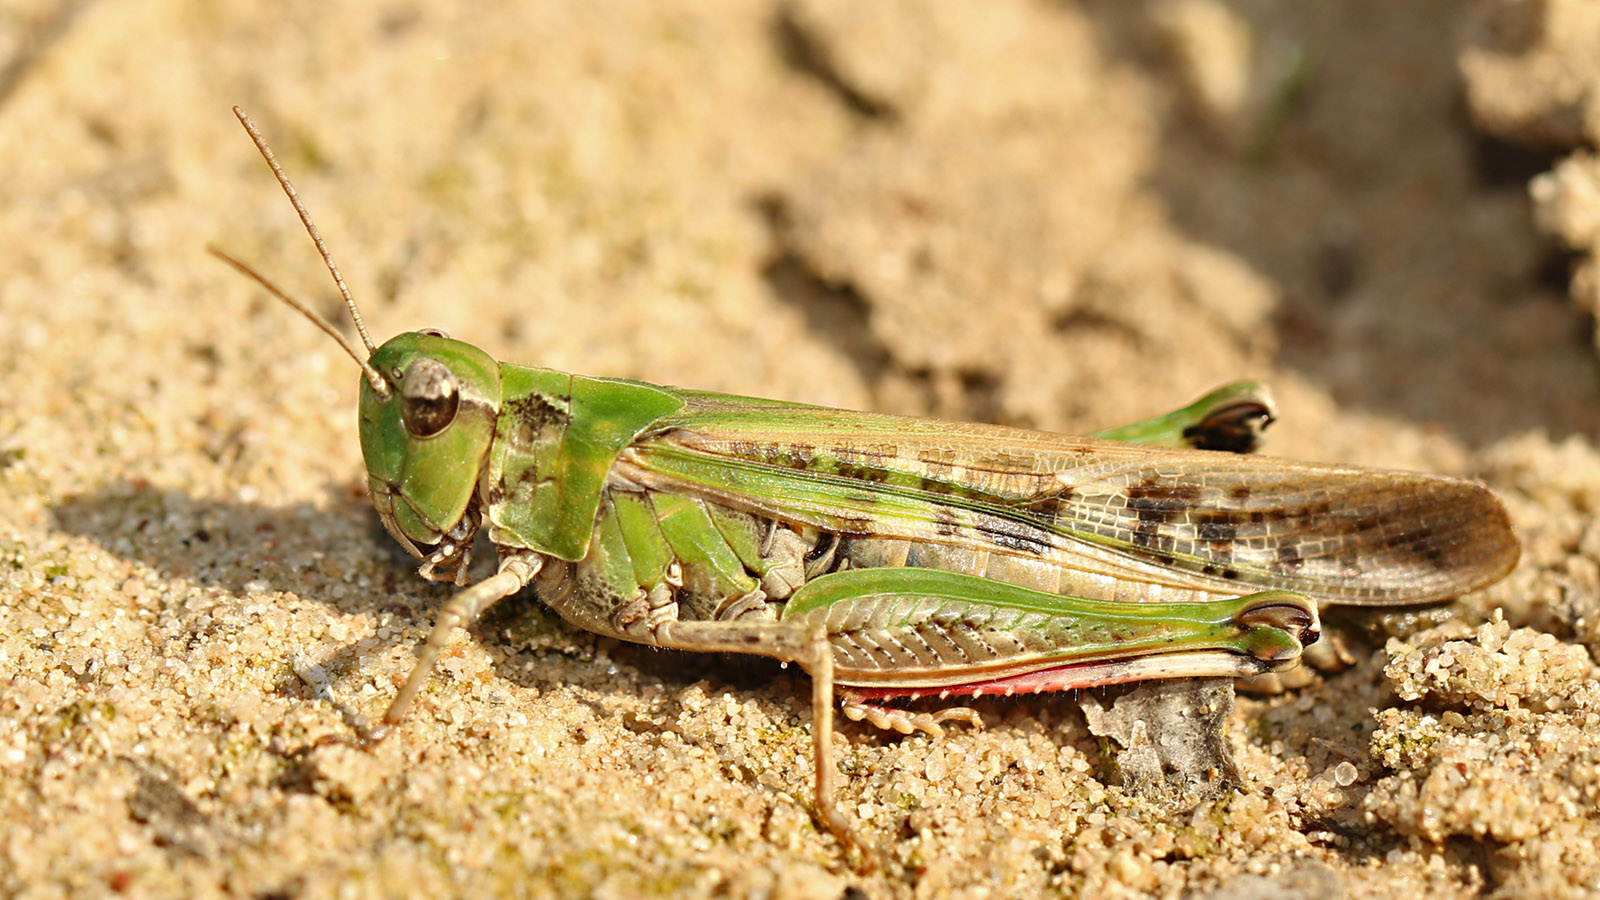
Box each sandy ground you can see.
[4,1,1600,897]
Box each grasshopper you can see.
[215,108,1518,849]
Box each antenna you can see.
[222,106,390,398]
[207,245,388,394]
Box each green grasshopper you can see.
[215,108,1518,848]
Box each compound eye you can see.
[400,357,460,438]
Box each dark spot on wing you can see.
[1126,482,1201,525]
[973,513,1050,556]
[1132,517,1161,549]
[1419,539,1453,570]
[1196,512,1238,545]
[1276,544,1304,570]
[835,462,891,483]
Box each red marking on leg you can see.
[844,659,1144,702]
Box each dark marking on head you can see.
[504,393,571,448]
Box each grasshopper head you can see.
[213,108,505,563]
[359,332,502,556]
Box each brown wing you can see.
[616,393,1518,605]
